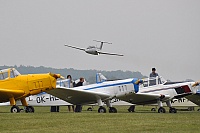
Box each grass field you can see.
[0,105,200,133]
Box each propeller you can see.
[192,80,200,87]
[134,79,143,85]
[49,73,65,79]
[132,79,143,93]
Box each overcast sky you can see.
[0,0,200,81]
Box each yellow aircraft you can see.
[0,68,62,113]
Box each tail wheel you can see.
[98,106,106,113]
[25,106,35,113]
[11,105,20,113]
[158,107,166,113]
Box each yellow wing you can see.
[0,88,25,103]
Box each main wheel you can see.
[158,107,166,113]
[11,105,20,113]
[25,106,35,113]
[109,107,117,113]
[169,107,177,113]
[98,106,106,113]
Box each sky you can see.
[0,0,200,81]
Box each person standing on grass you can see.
[74,77,84,112]
[66,75,75,112]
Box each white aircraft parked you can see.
[1,76,199,113]
[64,40,124,56]
[47,73,200,113]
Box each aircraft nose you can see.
[49,73,65,89]
[132,79,143,93]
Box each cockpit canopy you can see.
[0,68,21,80]
[140,76,167,87]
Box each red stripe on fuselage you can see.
[182,85,191,93]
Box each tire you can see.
[169,108,177,113]
[98,106,106,113]
[158,107,166,113]
[11,105,20,113]
[109,107,117,113]
[87,107,93,111]
[25,106,35,113]
[151,108,156,112]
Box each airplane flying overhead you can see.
[47,73,199,113]
[64,40,124,56]
[0,68,63,113]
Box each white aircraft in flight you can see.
[47,73,200,113]
[64,40,124,56]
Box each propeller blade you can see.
[49,73,65,79]
[134,79,143,85]
[192,80,200,87]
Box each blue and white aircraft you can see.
[47,73,200,113]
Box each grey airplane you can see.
[64,40,124,56]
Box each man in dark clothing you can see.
[150,68,159,78]
[75,77,84,87]
[74,77,84,112]
[149,68,159,86]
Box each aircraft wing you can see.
[64,44,85,51]
[120,92,170,105]
[185,93,200,106]
[47,87,111,105]
[0,88,25,102]
[98,51,124,56]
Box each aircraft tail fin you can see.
[93,40,112,50]
[96,73,107,83]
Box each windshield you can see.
[0,68,21,80]
[12,68,21,77]
[141,76,166,87]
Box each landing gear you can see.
[166,100,177,113]
[158,107,166,113]
[169,107,177,113]
[109,107,117,113]
[98,106,106,113]
[11,105,20,113]
[25,106,35,113]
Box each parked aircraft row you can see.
[0,68,199,113]
[48,73,200,113]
